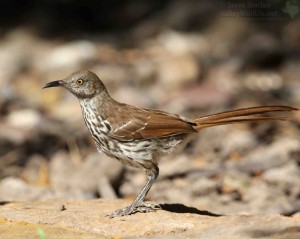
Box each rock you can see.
[232,138,300,174]
[0,200,299,239]
[72,152,123,195]
[0,29,34,86]
[244,71,283,92]
[0,177,51,201]
[98,176,117,199]
[21,154,49,186]
[164,83,231,112]
[49,151,123,199]
[49,151,78,196]
[190,177,218,196]
[156,54,200,90]
[155,31,208,56]
[263,161,300,186]
[49,151,93,199]
[0,218,101,239]
[34,40,97,72]
[6,109,43,130]
[113,86,154,108]
[159,155,202,178]
[220,127,257,155]
[0,124,29,145]
[46,99,82,123]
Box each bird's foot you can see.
[135,202,161,213]
[106,202,161,218]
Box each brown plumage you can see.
[107,105,294,139]
[43,71,297,217]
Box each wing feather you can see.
[107,106,196,141]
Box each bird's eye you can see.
[76,79,84,85]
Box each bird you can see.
[43,71,297,217]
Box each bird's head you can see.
[43,71,108,99]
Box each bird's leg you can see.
[107,165,160,218]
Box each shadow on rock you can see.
[160,203,222,217]
[246,226,300,238]
[0,201,11,206]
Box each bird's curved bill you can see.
[43,80,63,89]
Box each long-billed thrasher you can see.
[43,71,297,217]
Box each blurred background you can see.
[0,0,299,216]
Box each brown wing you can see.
[107,104,197,141]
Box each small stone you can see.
[35,41,96,72]
[6,109,43,130]
[156,54,200,90]
[263,161,300,186]
[0,177,50,201]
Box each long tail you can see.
[193,106,298,130]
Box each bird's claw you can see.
[106,202,161,218]
[137,202,161,212]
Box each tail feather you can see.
[193,106,297,130]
